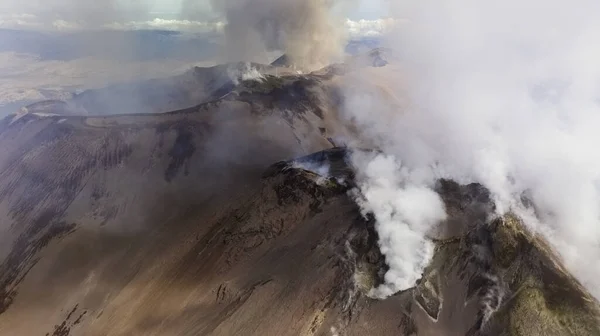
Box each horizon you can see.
[0,0,394,116]
[0,0,391,32]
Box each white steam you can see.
[227,63,266,85]
[292,160,330,177]
[350,151,446,298]
[343,0,600,298]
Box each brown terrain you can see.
[0,51,599,335]
[17,62,298,117]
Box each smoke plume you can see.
[343,0,600,298]
[350,151,446,298]
[208,0,347,70]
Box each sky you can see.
[351,0,387,19]
[0,0,394,37]
[151,0,385,19]
[0,0,389,25]
[0,0,393,116]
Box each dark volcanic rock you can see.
[0,57,598,335]
[0,72,340,334]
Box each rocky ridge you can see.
[0,50,598,335]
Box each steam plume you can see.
[343,0,600,298]
[350,151,446,298]
[208,0,347,70]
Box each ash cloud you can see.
[205,0,348,70]
[342,0,600,299]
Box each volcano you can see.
[0,51,598,336]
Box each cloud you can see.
[205,0,348,70]
[0,13,44,29]
[350,151,446,298]
[345,18,398,38]
[342,0,600,299]
[103,19,225,33]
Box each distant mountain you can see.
[0,30,383,118]
[0,29,380,63]
[0,28,220,62]
[13,62,299,116]
[69,62,299,115]
[18,47,393,117]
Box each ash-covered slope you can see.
[0,148,371,335]
[0,52,598,335]
[0,69,344,333]
[17,62,297,117]
[280,150,600,336]
[68,62,298,116]
[1,143,599,335]
[15,48,393,118]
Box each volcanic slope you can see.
[18,62,296,117]
[17,47,393,118]
[0,67,344,331]
[0,55,598,335]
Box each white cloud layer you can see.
[0,12,395,37]
[345,18,398,38]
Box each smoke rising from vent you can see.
[227,63,266,85]
[350,151,446,298]
[343,0,600,298]
[208,0,347,70]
